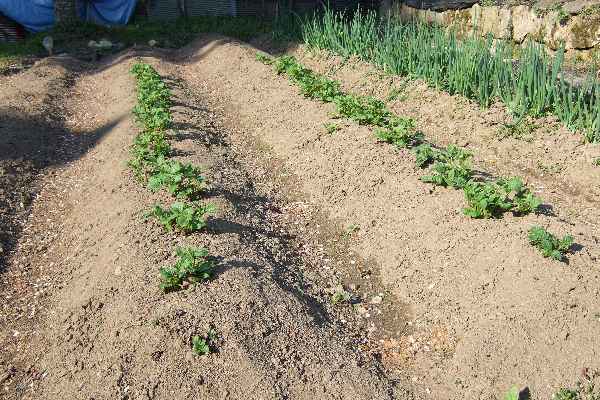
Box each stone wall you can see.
[382,0,600,58]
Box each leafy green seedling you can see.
[463,181,513,218]
[413,143,439,168]
[375,116,424,148]
[463,177,541,218]
[148,157,206,199]
[334,94,390,126]
[192,336,210,355]
[422,144,473,189]
[192,329,218,356]
[528,226,573,261]
[497,177,542,214]
[344,224,359,237]
[147,202,215,233]
[159,247,214,293]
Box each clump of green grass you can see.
[421,144,473,189]
[463,177,541,218]
[593,157,600,166]
[146,202,215,233]
[301,8,600,142]
[192,328,218,356]
[375,116,424,148]
[528,226,574,261]
[148,157,206,199]
[160,247,213,293]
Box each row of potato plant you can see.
[129,62,216,293]
[301,8,600,143]
[259,54,573,262]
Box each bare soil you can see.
[0,34,599,400]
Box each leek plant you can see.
[302,8,600,142]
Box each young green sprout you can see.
[528,226,573,262]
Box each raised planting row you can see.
[258,54,575,262]
[301,9,600,143]
[129,62,217,354]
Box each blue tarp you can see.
[0,0,137,33]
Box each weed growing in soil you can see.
[324,122,340,134]
[593,157,600,166]
[255,53,273,64]
[463,178,541,218]
[375,116,424,148]
[160,247,213,293]
[528,226,573,261]
[192,329,218,356]
[147,202,215,233]
[148,158,206,199]
[422,145,473,189]
[331,289,352,305]
[552,371,600,400]
[302,8,600,142]
[499,117,537,141]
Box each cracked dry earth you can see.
[1,34,599,400]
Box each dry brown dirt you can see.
[0,34,599,400]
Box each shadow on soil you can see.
[0,109,125,273]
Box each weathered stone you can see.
[561,14,600,49]
[403,0,479,11]
[471,4,513,39]
[512,5,546,42]
[563,0,597,14]
[534,0,561,11]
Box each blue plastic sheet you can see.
[0,0,137,33]
[79,0,137,27]
[0,0,54,33]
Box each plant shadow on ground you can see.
[162,66,332,326]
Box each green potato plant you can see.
[528,226,573,262]
[147,202,216,233]
[160,247,213,293]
